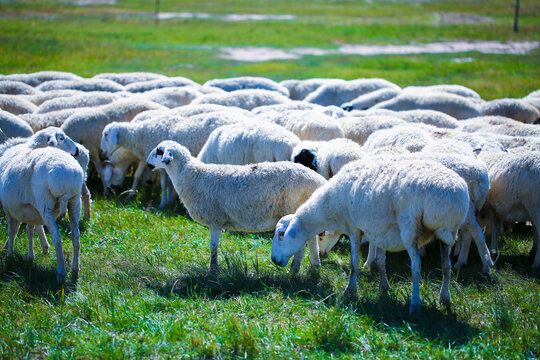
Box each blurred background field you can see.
[0,1,539,359]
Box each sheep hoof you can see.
[409,303,421,315]
[362,261,374,270]
[439,297,452,310]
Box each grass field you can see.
[0,0,539,358]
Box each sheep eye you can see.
[278,231,285,237]
[156,149,164,156]
[105,133,108,138]
[59,136,64,141]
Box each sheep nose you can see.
[162,159,170,165]
[342,105,353,112]
[271,256,277,265]
[147,163,155,170]
[74,147,79,157]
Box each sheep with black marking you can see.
[271,157,469,313]
[146,140,328,272]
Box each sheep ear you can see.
[48,136,57,147]
[110,129,118,146]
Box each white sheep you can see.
[198,121,300,165]
[102,147,151,195]
[3,71,83,87]
[0,80,39,95]
[0,95,38,115]
[101,111,246,206]
[393,110,461,129]
[204,77,289,97]
[481,98,540,124]
[372,92,482,120]
[129,87,202,109]
[271,157,470,313]
[0,146,83,282]
[341,87,402,111]
[256,110,344,141]
[291,138,364,180]
[21,107,91,132]
[169,103,251,118]
[37,91,118,114]
[61,99,166,179]
[475,141,540,268]
[337,115,406,145]
[37,78,124,93]
[0,109,33,143]
[192,89,290,111]
[420,138,475,157]
[403,84,482,101]
[251,101,322,115]
[146,140,328,272]
[304,78,400,106]
[92,72,167,86]
[280,78,340,101]
[23,89,83,106]
[124,77,198,93]
[363,125,433,153]
[459,116,540,137]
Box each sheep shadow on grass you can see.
[147,253,336,301]
[0,252,78,302]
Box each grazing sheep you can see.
[130,87,202,109]
[280,78,340,101]
[403,84,482,101]
[0,80,39,95]
[146,140,328,272]
[204,77,289,97]
[372,92,482,120]
[192,89,290,111]
[257,110,344,141]
[0,110,33,143]
[92,72,167,86]
[363,125,433,153]
[124,77,198,93]
[22,89,83,106]
[198,121,300,165]
[102,147,150,195]
[37,91,118,114]
[304,78,400,106]
[61,99,166,178]
[21,107,91,132]
[271,157,469,313]
[0,146,83,282]
[475,133,540,152]
[459,116,540,137]
[420,139,475,157]
[251,101,322,115]
[169,103,251,118]
[337,115,406,145]
[362,153,493,273]
[475,141,540,268]
[291,138,364,180]
[481,98,540,124]
[3,71,83,87]
[37,79,124,93]
[0,95,38,115]
[394,110,461,129]
[341,87,402,111]
[101,111,245,206]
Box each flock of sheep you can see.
[0,71,538,314]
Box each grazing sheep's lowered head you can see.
[271,214,309,267]
[100,122,123,157]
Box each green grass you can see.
[0,0,539,358]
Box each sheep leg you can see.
[209,226,221,273]
[531,211,540,268]
[344,229,361,298]
[439,241,453,309]
[290,245,306,274]
[454,229,472,271]
[307,236,321,268]
[81,183,91,220]
[36,225,50,255]
[468,215,494,273]
[401,223,421,314]
[129,161,146,193]
[375,247,390,293]
[68,198,81,274]
[42,212,66,283]
[489,218,501,262]
[158,170,168,208]
[6,217,21,257]
[166,176,176,205]
[363,242,375,270]
[26,225,35,261]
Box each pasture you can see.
[0,0,539,358]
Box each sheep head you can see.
[101,123,119,157]
[34,127,79,156]
[271,214,308,267]
[146,140,191,171]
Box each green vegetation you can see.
[0,1,539,358]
